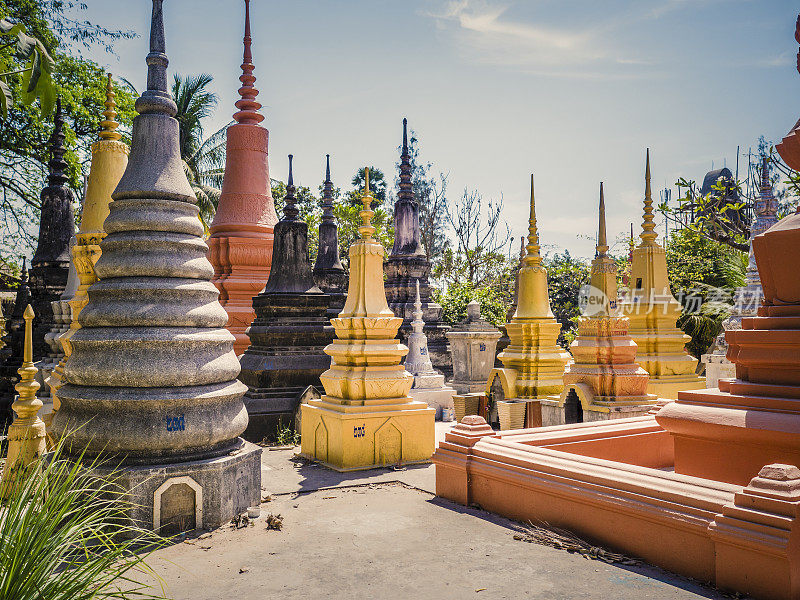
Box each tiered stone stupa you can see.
[52,0,260,534]
[0,261,31,428]
[207,0,278,355]
[702,155,779,387]
[543,184,656,425]
[301,169,435,470]
[447,301,501,395]
[313,155,348,318]
[406,280,455,420]
[384,118,450,374]
[29,96,76,360]
[45,74,129,432]
[486,175,570,429]
[239,155,333,441]
[618,150,704,398]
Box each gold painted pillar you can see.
[618,150,704,398]
[486,175,570,429]
[300,169,435,470]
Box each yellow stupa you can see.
[617,150,704,398]
[543,183,657,425]
[45,74,129,432]
[486,175,570,429]
[300,169,435,470]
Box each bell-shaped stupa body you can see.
[406,280,456,420]
[313,155,347,317]
[208,0,278,356]
[543,184,656,426]
[45,74,129,432]
[29,97,76,360]
[384,119,451,375]
[485,176,570,428]
[239,156,334,441]
[617,150,704,398]
[0,262,31,429]
[301,169,435,470]
[52,0,260,534]
[702,155,780,387]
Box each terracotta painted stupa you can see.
[207,0,278,355]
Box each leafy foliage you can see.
[433,280,512,328]
[543,251,590,348]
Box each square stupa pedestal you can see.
[300,398,435,471]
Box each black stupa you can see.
[384,118,451,374]
[0,260,32,428]
[313,154,347,317]
[239,155,334,441]
[29,97,75,360]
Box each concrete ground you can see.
[141,422,737,600]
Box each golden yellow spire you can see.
[525,174,542,266]
[597,182,608,257]
[99,73,121,142]
[641,148,658,245]
[359,167,375,241]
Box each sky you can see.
[76,0,800,261]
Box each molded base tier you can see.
[96,440,261,534]
[645,375,705,399]
[300,398,435,471]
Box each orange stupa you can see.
[207,0,278,355]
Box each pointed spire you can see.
[398,117,413,203]
[597,182,608,257]
[282,154,298,221]
[518,236,526,263]
[136,0,177,117]
[524,174,541,266]
[411,279,424,334]
[48,96,68,188]
[640,148,658,245]
[233,0,263,125]
[11,258,30,321]
[760,155,771,191]
[320,154,335,222]
[359,167,376,241]
[99,74,121,141]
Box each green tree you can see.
[433,280,512,329]
[543,251,590,348]
[350,166,387,206]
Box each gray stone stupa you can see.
[239,155,334,441]
[29,97,76,360]
[0,260,31,429]
[385,118,450,374]
[52,0,260,535]
[313,154,347,318]
[406,280,455,420]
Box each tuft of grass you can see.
[275,420,300,447]
[0,437,168,600]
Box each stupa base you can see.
[541,384,659,426]
[645,374,705,399]
[410,385,456,420]
[300,398,435,471]
[94,439,261,535]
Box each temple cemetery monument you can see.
[207,0,278,356]
[0,263,31,429]
[486,175,569,429]
[542,183,657,425]
[702,155,778,387]
[301,169,435,470]
[28,97,75,361]
[51,0,260,534]
[405,281,455,420]
[617,150,704,398]
[313,155,348,318]
[385,119,451,375]
[238,156,333,441]
[45,74,129,433]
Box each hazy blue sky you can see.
[78,0,799,259]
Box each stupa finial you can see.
[136,0,177,117]
[283,154,298,221]
[320,154,335,220]
[519,236,526,263]
[233,0,263,125]
[597,182,608,257]
[398,118,413,203]
[761,154,771,190]
[640,148,658,245]
[99,74,121,141]
[359,168,376,241]
[47,96,68,188]
[411,279,424,334]
[524,174,541,266]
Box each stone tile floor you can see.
[140,421,740,600]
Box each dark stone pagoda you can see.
[385,118,450,374]
[239,155,334,441]
[313,154,347,318]
[29,97,76,360]
[0,261,31,428]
